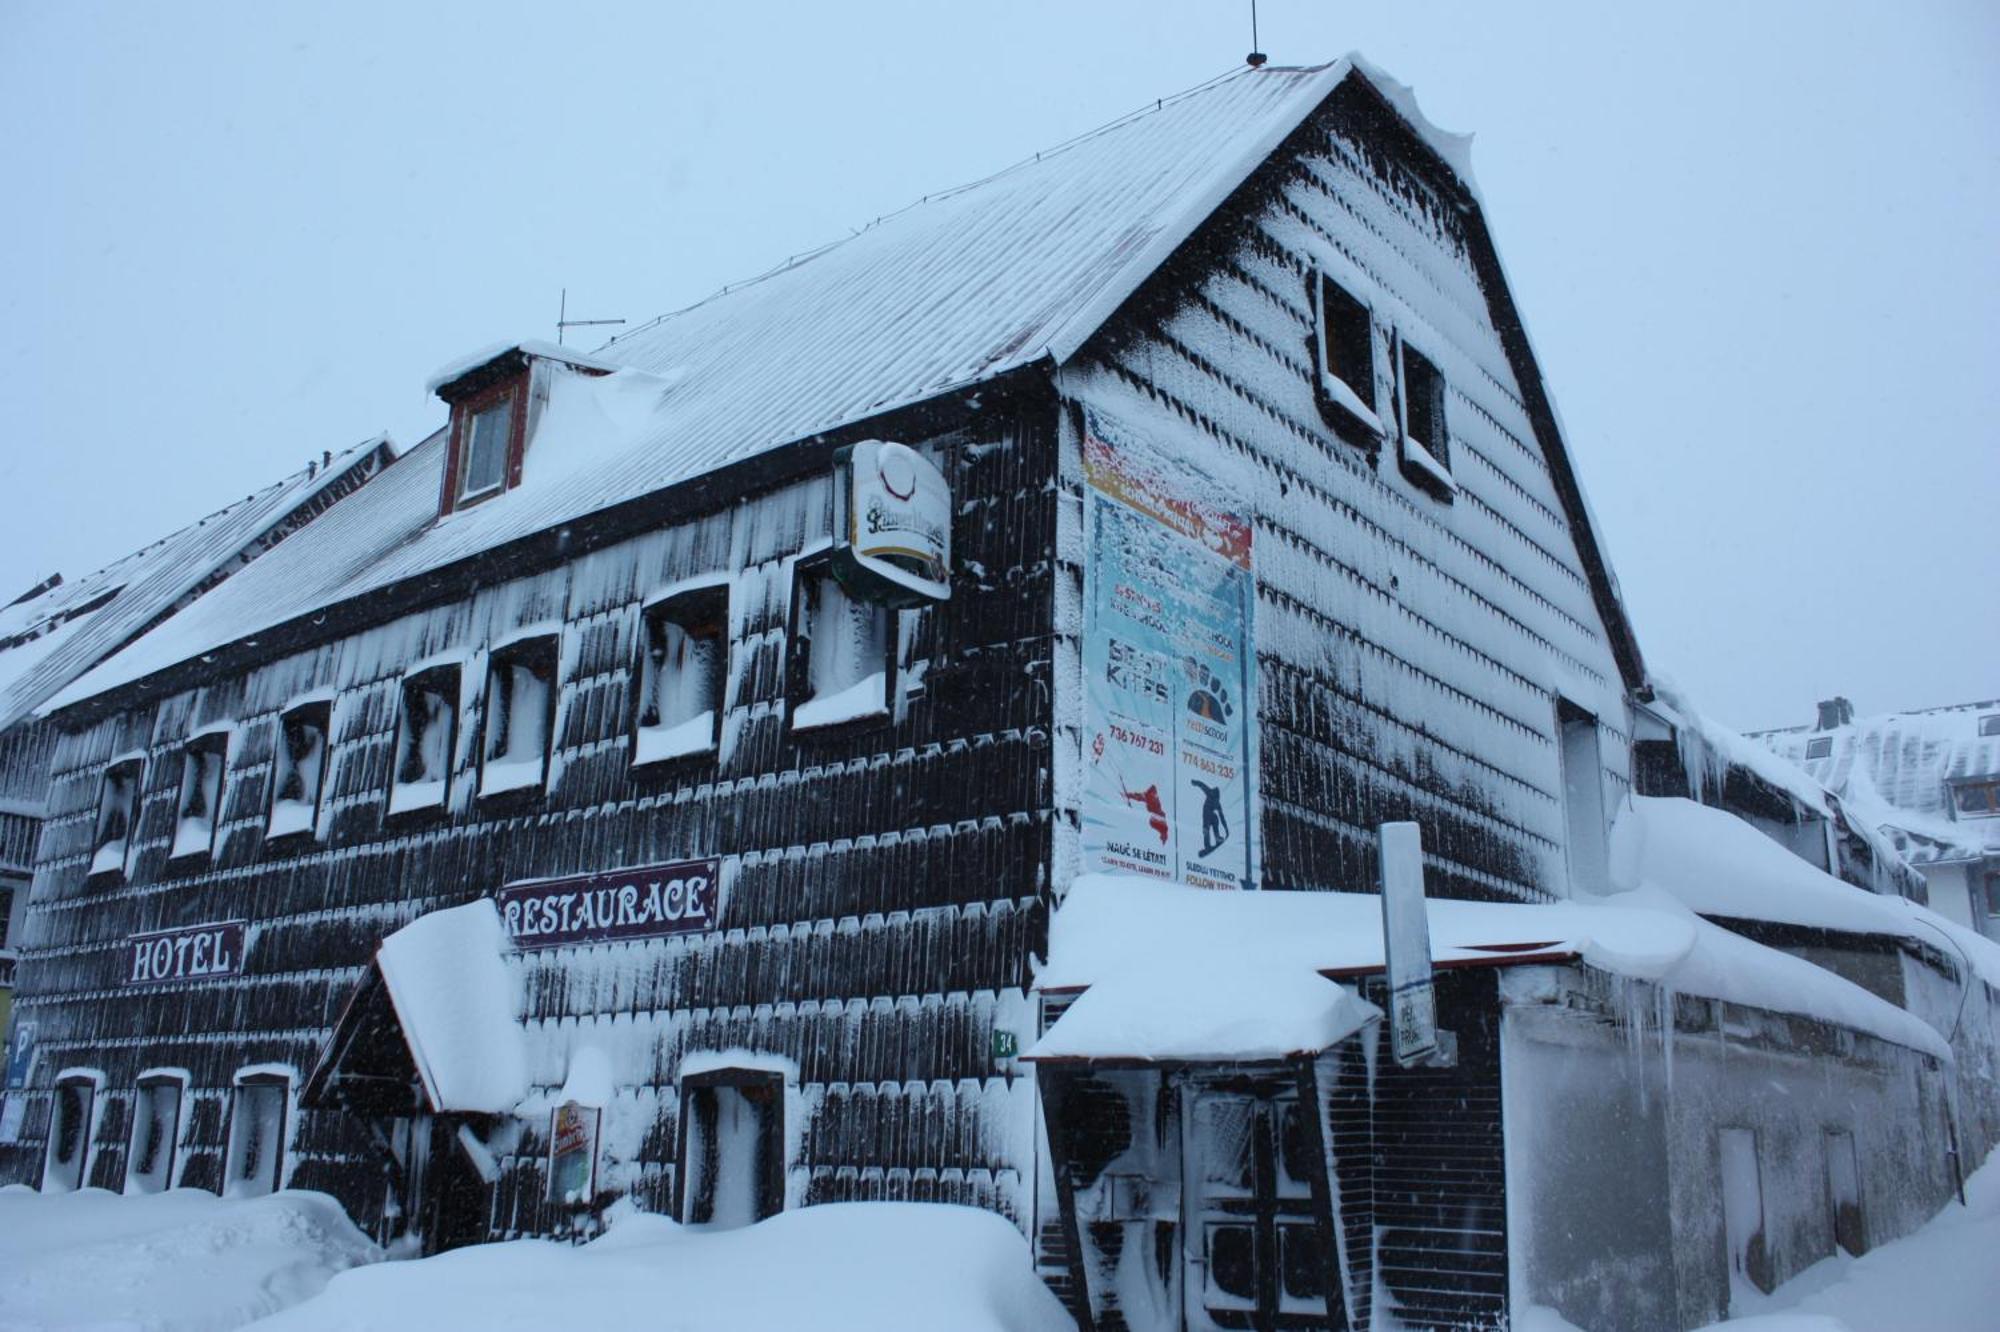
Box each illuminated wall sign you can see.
[833,439,952,605]
[496,858,718,950]
[124,920,247,986]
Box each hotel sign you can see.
[496,858,719,950]
[124,920,247,986]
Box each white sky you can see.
[0,1,1992,731]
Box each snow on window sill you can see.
[169,820,215,861]
[633,712,718,766]
[388,778,448,815]
[1319,371,1382,437]
[266,799,318,841]
[88,842,128,877]
[479,755,548,798]
[1399,432,1456,497]
[791,673,889,732]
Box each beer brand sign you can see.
[124,920,246,986]
[496,858,718,950]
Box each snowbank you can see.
[376,899,526,1114]
[253,1201,1066,1332]
[0,1186,378,1331]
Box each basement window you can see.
[89,756,145,879]
[224,1071,290,1199]
[125,1073,186,1195]
[43,1073,99,1192]
[634,586,727,766]
[788,558,891,732]
[480,635,558,797]
[169,728,230,861]
[1397,340,1454,497]
[388,665,460,815]
[1804,736,1833,761]
[268,699,333,840]
[1312,270,1380,439]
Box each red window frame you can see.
[438,374,529,516]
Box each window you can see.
[1558,699,1607,896]
[677,1067,784,1228]
[1804,736,1833,761]
[89,756,144,879]
[1312,271,1378,437]
[1824,1128,1864,1256]
[224,1073,290,1198]
[1980,714,2000,738]
[125,1074,185,1195]
[0,883,14,951]
[43,1074,98,1192]
[389,666,459,815]
[1397,340,1453,496]
[1720,1127,1770,1300]
[480,636,558,797]
[1953,781,2000,819]
[1983,873,2000,920]
[788,560,892,732]
[268,699,333,840]
[169,729,230,861]
[456,396,515,506]
[634,587,727,766]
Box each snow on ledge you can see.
[425,339,628,396]
[376,900,527,1114]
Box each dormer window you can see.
[1397,339,1454,499]
[458,397,515,503]
[430,341,618,518]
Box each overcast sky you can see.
[0,1,1992,731]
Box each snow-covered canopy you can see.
[375,899,527,1115]
[1035,872,1950,1062]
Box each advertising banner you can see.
[1080,406,1255,890]
[547,1100,601,1206]
[496,859,718,950]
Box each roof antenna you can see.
[556,287,626,347]
[1246,0,1267,66]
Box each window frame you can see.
[124,1069,189,1195]
[387,664,461,817]
[1310,269,1381,443]
[267,698,334,843]
[1396,337,1455,499]
[89,755,146,882]
[1804,736,1834,761]
[1952,780,2000,819]
[168,727,231,863]
[479,633,560,799]
[632,584,729,769]
[43,1070,102,1193]
[787,554,895,735]
[674,1065,786,1228]
[441,375,528,515]
[223,1069,292,1199]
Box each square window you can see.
[788,561,891,732]
[481,636,558,797]
[1313,271,1379,438]
[1954,782,1998,818]
[1981,714,2000,738]
[389,667,459,815]
[1398,341,1453,496]
[634,587,727,766]
[126,1076,184,1195]
[457,398,514,503]
[1805,736,1833,760]
[268,700,333,840]
[224,1075,289,1198]
[169,730,230,861]
[90,757,145,879]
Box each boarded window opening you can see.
[90,757,144,879]
[389,666,459,815]
[480,636,558,797]
[634,586,727,765]
[225,1074,290,1199]
[268,700,332,840]
[788,560,891,732]
[170,730,229,861]
[126,1076,184,1195]
[677,1068,784,1228]
[43,1076,96,1192]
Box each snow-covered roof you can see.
[1036,873,1950,1061]
[375,900,527,1115]
[0,438,390,731]
[49,56,1621,716]
[1754,702,2000,865]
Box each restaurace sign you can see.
[496,858,719,950]
[124,920,247,986]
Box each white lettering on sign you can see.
[496,859,719,950]
[124,921,246,986]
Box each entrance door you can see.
[1182,1080,1328,1331]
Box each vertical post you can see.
[1378,822,1438,1067]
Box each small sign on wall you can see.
[123,921,247,986]
[1378,822,1439,1066]
[496,859,719,950]
[832,439,952,605]
[548,1100,601,1206]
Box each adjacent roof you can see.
[47,55,1642,714]
[1754,702,2000,865]
[375,899,527,1115]
[0,439,391,732]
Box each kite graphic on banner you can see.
[1079,406,1256,890]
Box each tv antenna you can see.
[1246,0,1267,67]
[556,288,625,346]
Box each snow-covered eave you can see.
[425,339,627,397]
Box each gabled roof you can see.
[0,439,391,732]
[47,55,1643,713]
[1755,701,2000,864]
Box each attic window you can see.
[1312,271,1379,440]
[789,557,892,732]
[389,665,460,815]
[634,586,727,766]
[459,398,514,502]
[90,756,145,879]
[1397,340,1453,498]
[268,700,333,840]
[480,635,559,797]
[169,730,230,861]
[1804,736,1833,761]
[439,372,528,516]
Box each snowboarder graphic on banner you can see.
[1190,779,1229,857]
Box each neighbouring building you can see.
[3,57,1993,1332]
[1754,698,2000,939]
[0,441,390,1085]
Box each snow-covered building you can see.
[1,56,1993,1332]
[1754,698,2000,938]
[0,443,390,1084]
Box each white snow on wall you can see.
[376,899,528,1115]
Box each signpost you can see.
[1378,822,1439,1066]
[496,859,718,951]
